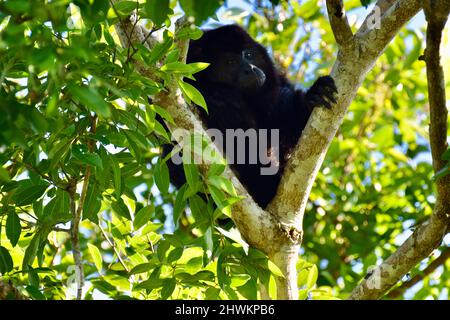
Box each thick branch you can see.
[112,3,299,299]
[267,0,421,231]
[349,213,449,299]
[387,248,450,298]
[326,0,353,46]
[112,3,289,274]
[424,0,450,200]
[358,0,397,33]
[0,281,27,300]
[349,0,450,299]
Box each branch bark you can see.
[349,0,450,300]
[111,0,289,298]
[387,248,450,298]
[69,116,97,300]
[326,0,353,46]
[0,281,27,300]
[266,0,422,299]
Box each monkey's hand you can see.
[305,76,338,110]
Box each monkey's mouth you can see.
[253,67,266,87]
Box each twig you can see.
[69,115,98,300]
[99,224,130,272]
[19,217,71,234]
[124,25,165,64]
[326,0,353,46]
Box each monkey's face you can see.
[208,47,267,91]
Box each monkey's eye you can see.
[242,50,253,60]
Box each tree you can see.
[0,0,448,300]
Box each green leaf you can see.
[48,138,72,169]
[0,246,14,274]
[164,234,183,248]
[33,199,43,219]
[144,0,172,26]
[22,229,49,271]
[161,278,176,299]
[167,247,184,263]
[179,0,222,25]
[157,240,170,262]
[110,155,122,198]
[133,204,154,230]
[25,286,46,300]
[442,148,450,160]
[12,183,48,206]
[152,104,175,125]
[183,163,200,191]
[43,191,71,224]
[134,277,163,291]
[123,129,149,150]
[207,184,226,209]
[82,182,101,223]
[6,211,21,247]
[173,184,187,225]
[72,147,104,170]
[28,268,39,287]
[148,37,173,64]
[268,260,285,278]
[177,80,208,111]
[0,167,11,183]
[88,243,103,273]
[165,49,180,64]
[230,274,251,288]
[112,1,138,17]
[187,62,210,74]
[216,227,249,255]
[69,85,111,117]
[298,263,318,289]
[103,28,115,46]
[434,165,450,181]
[154,160,170,194]
[207,175,237,196]
[161,62,195,73]
[161,62,209,74]
[176,25,203,40]
[188,195,207,222]
[372,125,394,148]
[111,198,131,220]
[130,263,155,275]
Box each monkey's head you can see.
[187,25,276,93]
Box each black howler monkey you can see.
[164,25,337,208]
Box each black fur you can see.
[164,25,337,208]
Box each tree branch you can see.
[267,0,421,236]
[326,0,353,46]
[99,224,129,273]
[358,0,397,34]
[387,248,450,298]
[0,281,27,300]
[69,116,97,300]
[112,2,292,298]
[348,0,450,299]
[111,0,425,300]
